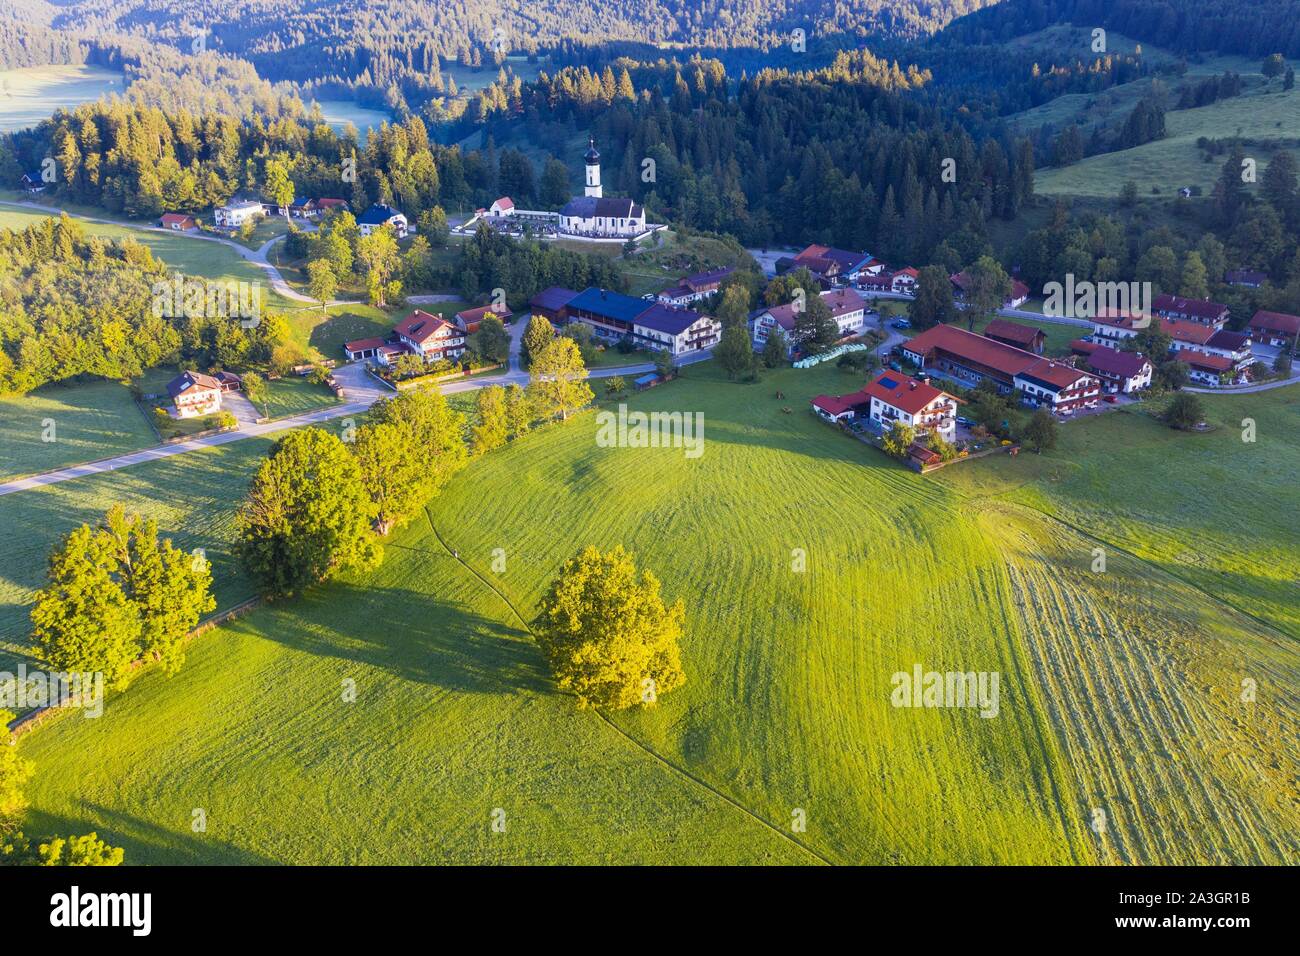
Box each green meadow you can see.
[0,65,123,133]
[9,362,1297,864]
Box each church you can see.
[558,139,648,239]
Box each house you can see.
[1176,351,1237,386]
[789,245,878,286]
[1161,317,1217,351]
[160,213,199,232]
[529,286,580,325]
[1203,329,1254,368]
[983,318,1046,354]
[810,389,870,423]
[289,198,321,219]
[890,267,919,294]
[656,266,736,306]
[166,371,224,418]
[1152,293,1228,328]
[1247,310,1300,348]
[455,304,513,335]
[358,203,409,238]
[1089,310,1149,348]
[489,197,515,216]
[1225,269,1267,288]
[950,272,1030,308]
[750,288,867,355]
[903,323,1100,412]
[861,371,959,442]
[389,310,465,362]
[317,198,350,214]
[1013,360,1102,413]
[564,287,721,355]
[1085,348,1152,394]
[20,171,45,194]
[1070,338,1101,358]
[214,200,265,229]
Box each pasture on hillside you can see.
[12,363,1298,865]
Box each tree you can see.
[241,371,268,411]
[962,256,1011,331]
[520,314,555,370]
[473,316,510,364]
[1022,408,1058,453]
[417,206,450,248]
[881,420,917,459]
[350,422,426,535]
[793,292,839,353]
[101,506,214,675]
[1119,181,1139,207]
[909,265,958,329]
[356,227,400,307]
[540,158,570,208]
[1180,251,1209,299]
[265,158,294,223]
[0,712,33,828]
[471,385,509,455]
[307,258,337,311]
[715,283,751,328]
[30,525,142,689]
[1262,54,1286,83]
[762,326,790,367]
[504,383,533,436]
[532,545,686,710]
[715,321,757,380]
[367,388,469,491]
[236,428,380,598]
[654,349,677,379]
[36,832,125,866]
[605,376,627,397]
[1162,392,1204,430]
[529,337,593,421]
[1274,350,1293,376]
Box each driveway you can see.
[222,391,261,425]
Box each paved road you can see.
[1185,372,1300,394]
[0,199,353,306]
[0,317,713,497]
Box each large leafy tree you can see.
[367,388,469,492]
[529,337,594,421]
[351,422,427,536]
[1022,408,1058,453]
[236,428,381,598]
[793,292,840,353]
[471,385,509,455]
[909,265,958,329]
[474,316,510,364]
[532,546,686,710]
[715,321,757,380]
[520,314,555,370]
[961,256,1011,331]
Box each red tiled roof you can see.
[344,336,387,353]
[811,390,869,416]
[1092,310,1148,330]
[861,371,952,416]
[1177,351,1234,372]
[1070,338,1100,355]
[1249,310,1300,337]
[456,304,513,326]
[761,289,864,330]
[1153,293,1229,322]
[492,196,514,210]
[393,310,458,345]
[907,442,942,465]
[903,323,1039,378]
[1086,348,1150,378]
[166,370,222,398]
[984,318,1044,347]
[893,267,919,279]
[161,213,195,226]
[1019,358,1093,390]
[1160,317,1215,346]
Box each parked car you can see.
[888,361,902,372]
[891,319,911,330]
[957,416,976,427]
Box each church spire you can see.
[584,137,602,198]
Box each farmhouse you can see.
[862,371,959,441]
[455,304,512,334]
[344,310,466,365]
[657,266,736,305]
[358,203,409,238]
[788,244,879,286]
[166,370,223,418]
[1085,347,1152,394]
[1247,310,1300,348]
[1089,310,1148,348]
[902,323,1100,412]
[950,271,1031,308]
[889,267,919,294]
[810,389,869,423]
[289,198,320,219]
[160,213,199,232]
[529,286,580,325]
[983,318,1046,354]
[750,288,867,355]
[564,287,722,356]
[20,171,45,194]
[214,200,265,229]
[1176,351,1236,386]
[1162,317,1216,350]
[1152,293,1229,328]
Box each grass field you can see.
[258,376,341,420]
[969,315,1080,357]
[0,65,123,133]
[0,380,154,481]
[10,359,1297,864]
[311,99,392,138]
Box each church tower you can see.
[584,138,602,198]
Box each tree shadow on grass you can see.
[236,581,553,697]
[24,804,277,866]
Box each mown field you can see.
[10,364,1298,865]
[0,65,123,133]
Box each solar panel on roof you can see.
[878,375,900,389]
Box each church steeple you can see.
[584,137,602,198]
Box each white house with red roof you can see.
[166,370,224,418]
[1177,351,1237,386]
[1013,359,1101,413]
[750,288,866,355]
[489,197,515,216]
[950,271,1030,308]
[862,371,959,441]
[1153,294,1229,328]
[1084,348,1152,393]
[1248,310,1300,348]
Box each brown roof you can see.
[456,304,513,327]
[166,370,222,398]
[1177,352,1234,372]
[1249,310,1300,337]
[1153,294,1229,322]
[344,336,388,353]
[761,289,864,330]
[1018,358,1094,390]
[861,371,953,416]
[811,390,869,416]
[393,310,459,345]
[1160,317,1215,346]
[983,319,1044,347]
[903,323,1039,378]
[1086,348,1150,378]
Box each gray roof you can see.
[560,196,643,219]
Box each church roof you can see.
[560,196,643,219]
[584,138,601,163]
